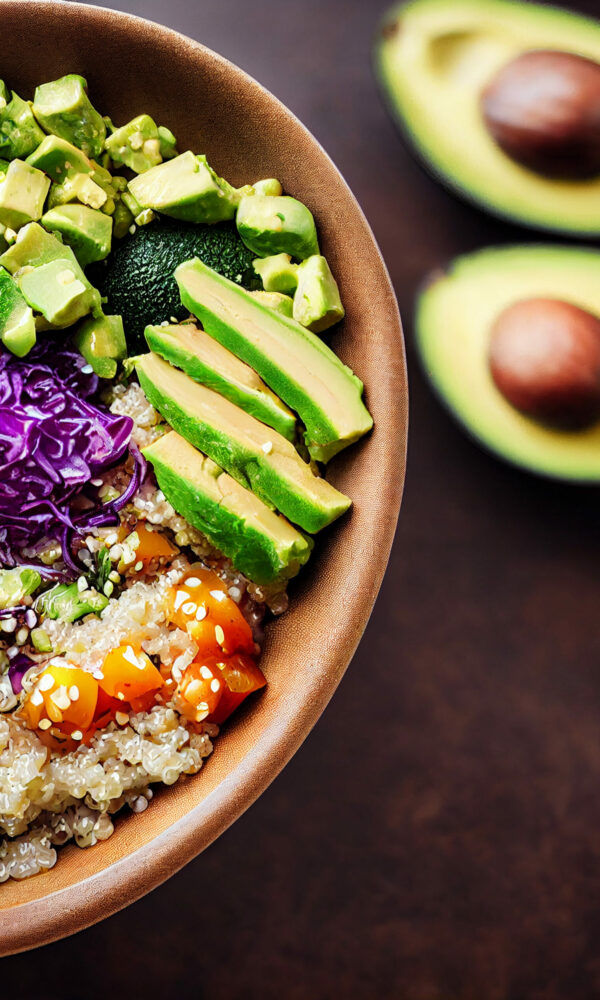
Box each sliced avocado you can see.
[293,255,345,333]
[0,160,50,229]
[236,194,319,260]
[145,322,296,441]
[42,204,112,267]
[175,258,373,463]
[249,290,294,317]
[376,0,600,236]
[251,178,283,197]
[105,114,162,173]
[136,352,351,532]
[253,253,298,294]
[0,92,45,161]
[26,134,91,180]
[143,431,313,584]
[128,151,240,223]
[0,267,36,356]
[74,313,127,378]
[415,243,600,481]
[157,125,178,161]
[32,74,106,160]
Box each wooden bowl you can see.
[0,0,408,954]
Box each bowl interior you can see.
[0,0,407,953]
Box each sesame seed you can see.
[200,665,213,680]
[71,730,83,741]
[92,670,104,681]
[50,686,71,711]
[117,692,125,700]
[182,601,197,615]
[115,711,129,726]
[38,718,52,730]
[261,441,273,454]
[30,689,44,707]
[77,575,88,593]
[39,674,55,692]
[91,478,103,487]
[134,561,144,573]
[210,589,227,602]
[68,685,80,702]
[215,625,225,647]
[123,646,139,668]
[174,590,190,611]
[195,605,207,621]
[185,577,201,588]
[210,678,221,693]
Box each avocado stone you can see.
[415,244,600,481]
[144,431,313,584]
[91,217,259,350]
[136,352,351,533]
[376,0,600,236]
[175,257,373,463]
[145,322,296,441]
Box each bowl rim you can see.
[0,0,408,954]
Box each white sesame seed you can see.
[115,711,129,726]
[134,561,144,573]
[210,678,221,693]
[210,589,227,602]
[68,685,80,702]
[185,577,201,588]
[261,441,273,454]
[39,674,55,692]
[92,670,104,681]
[200,665,213,680]
[50,686,71,711]
[182,601,197,616]
[123,645,139,668]
[195,605,207,621]
[71,730,83,740]
[174,590,190,611]
[38,718,52,731]
[30,689,44,707]
[215,625,225,647]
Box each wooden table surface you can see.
[5,0,600,996]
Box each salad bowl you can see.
[0,0,407,953]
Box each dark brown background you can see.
[4,0,600,996]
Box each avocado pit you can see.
[488,297,600,428]
[481,50,600,179]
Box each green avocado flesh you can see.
[145,322,296,441]
[42,204,112,268]
[136,352,351,533]
[0,267,36,356]
[144,431,313,584]
[376,0,600,235]
[175,258,373,463]
[416,244,600,481]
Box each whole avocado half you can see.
[92,217,260,350]
[415,244,600,482]
[375,0,600,236]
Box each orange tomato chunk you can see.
[177,655,225,723]
[20,663,98,733]
[127,522,177,565]
[208,654,267,725]
[168,566,254,658]
[99,645,164,703]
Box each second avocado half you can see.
[415,244,600,482]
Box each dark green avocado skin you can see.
[91,218,260,350]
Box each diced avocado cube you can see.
[236,194,319,260]
[41,204,112,268]
[144,431,313,585]
[252,178,283,197]
[128,150,240,224]
[292,255,345,333]
[26,134,92,180]
[249,290,294,317]
[105,114,162,173]
[73,313,126,378]
[32,74,106,160]
[0,267,36,356]
[0,221,70,273]
[253,253,298,294]
[175,258,372,463]
[0,160,50,229]
[0,92,45,160]
[47,172,107,211]
[136,352,351,533]
[19,257,95,327]
[157,125,178,160]
[121,189,142,218]
[145,322,296,441]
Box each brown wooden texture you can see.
[2,0,599,996]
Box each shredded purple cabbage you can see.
[0,339,133,571]
[7,652,33,694]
